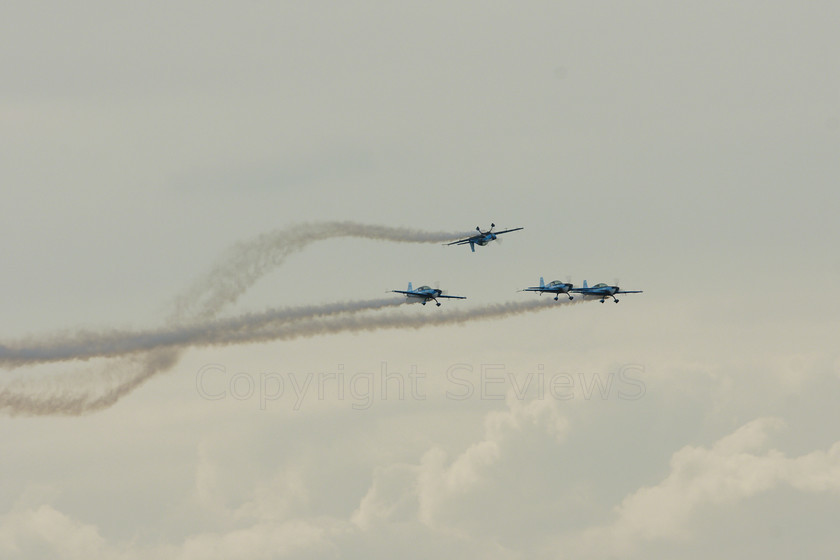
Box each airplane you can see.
[570,280,643,303]
[520,277,574,300]
[446,223,524,252]
[390,282,467,306]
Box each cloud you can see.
[351,463,421,530]
[0,505,111,560]
[6,411,840,560]
[353,392,570,534]
[176,519,338,560]
[572,417,840,556]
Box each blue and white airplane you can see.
[570,280,643,303]
[391,282,467,307]
[446,223,524,252]
[520,277,575,300]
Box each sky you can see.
[1,1,839,558]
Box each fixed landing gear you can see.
[600,299,605,303]
[568,295,574,300]
[614,299,619,303]
[554,295,559,301]
[436,302,441,307]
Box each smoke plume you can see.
[1,222,571,416]
[0,299,577,368]
[171,222,469,321]
[0,298,406,367]
[0,350,180,416]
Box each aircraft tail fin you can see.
[539,277,545,288]
[407,282,412,292]
[582,280,588,289]
[469,240,475,252]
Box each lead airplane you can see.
[520,277,574,300]
[391,282,467,306]
[570,280,643,303]
[446,223,524,252]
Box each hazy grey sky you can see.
[1,2,839,558]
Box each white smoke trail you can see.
[0,297,405,415]
[59,221,463,415]
[226,298,582,345]
[0,222,492,415]
[0,298,405,367]
[0,350,179,416]
[171,221,470,321]
[0,298,582,369]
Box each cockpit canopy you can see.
[417,285,431,291]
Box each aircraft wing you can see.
[570,288,606,294]
[494,227,524,235]
[437,295,467,299]
[616,290,643,294]
[391,290,417,296]
[446,237,476,246]
[520,287,543,292]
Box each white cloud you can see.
[353,392,569,535]
[0,505,111,560]
[351,463,420,530]
[572,417,840,556]
[4,408,840,560]
[173,392,570,559]
[176,519,338,560]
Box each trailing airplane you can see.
[570,280,643,303]
[446,223,524,252]
[390,282,467,307]
[520,277,574,300]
